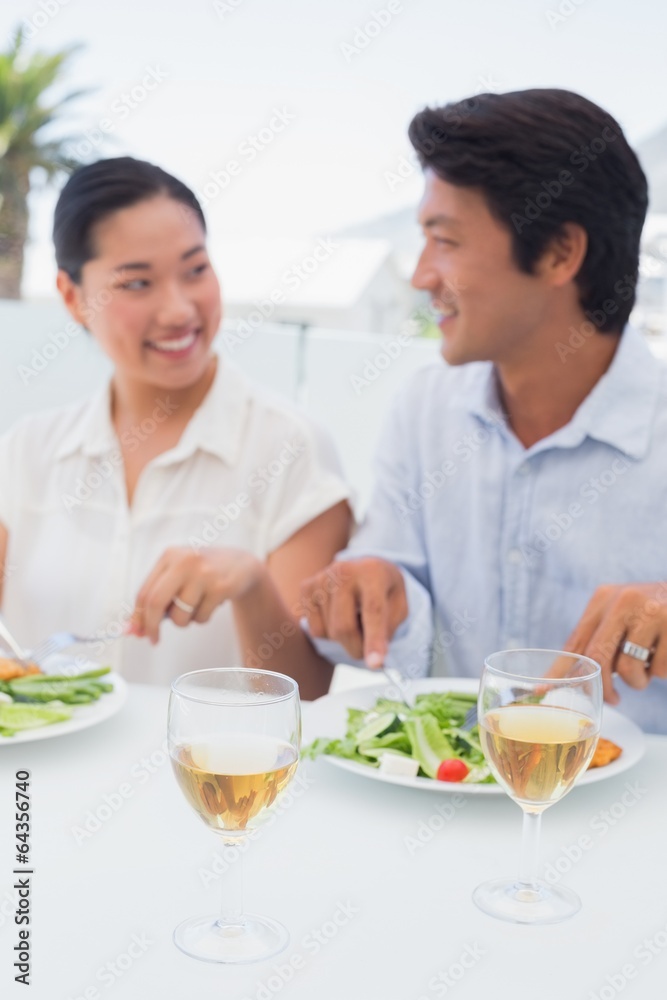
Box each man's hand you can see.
[565,583,667,703]
[130,547,262,643]
[300,557,408,667]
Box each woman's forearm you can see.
[232,562,334,701]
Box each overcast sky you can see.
[3,0,667,296]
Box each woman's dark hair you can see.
[53,156,206,283]
[408,89,648,332]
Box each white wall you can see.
[0,301,114,430]
[0,301,440,509]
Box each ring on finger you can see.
[172,596,196,615]
[621,639,653,665]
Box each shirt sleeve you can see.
[263,415,351,554]
[309,379,435,678]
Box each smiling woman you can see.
[0,158,352,699]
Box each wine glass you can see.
[168,668,301,963]
[473,649,601,924]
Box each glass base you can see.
[173,913,289,964]
[473,877,581,924]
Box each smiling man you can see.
[302,88,667,732]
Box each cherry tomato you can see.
[436,758,469,782]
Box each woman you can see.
[0,157,351,699]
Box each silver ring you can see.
[621,640,652,663]
[172,596,196,615]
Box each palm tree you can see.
[0,27,85,299]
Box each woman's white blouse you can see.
[0,360,350,683]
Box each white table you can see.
[1,683,665,1000]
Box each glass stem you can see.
[517,809,542,888]
[218,837,245,927]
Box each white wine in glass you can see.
[168,668,301,963]
[473,649,601,924]
[172,735,298,833]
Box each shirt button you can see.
[517,463,530,476]
[507,548,523,565]
[507,637,522,649]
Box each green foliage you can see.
[0,26,86,173]
[0,26,88,296]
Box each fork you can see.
[31,627,125,664]
[462,703,478,730]
[463,684,531,731]
[0,614,31,664]
[32,603,199,662]
[382,665,413,708]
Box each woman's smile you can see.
[144,326,203,359]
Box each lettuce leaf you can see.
[303,688,496,784]
[0,701,73,735]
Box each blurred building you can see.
[211,236,415,337]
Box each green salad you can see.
[0,667,113,737]
[304,690,495,784]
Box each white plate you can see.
[0,655,128,745]
[303,677,647,795]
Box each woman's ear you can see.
[56,270,88,329]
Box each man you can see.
[301,88,667,733]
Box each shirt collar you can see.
[452,327,664,460]
[53,384,116,461]
[560,326,663,459]
[450,361,506,428]
[159,359,249,466]
[53,355,250,466]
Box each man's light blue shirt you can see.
[320,327,667,733]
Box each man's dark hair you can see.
[53,156,206,283]
[408,89,648,332]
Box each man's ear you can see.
[537,223,588,288]
[56,270,88,327]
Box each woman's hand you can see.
[130,547,262,643]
